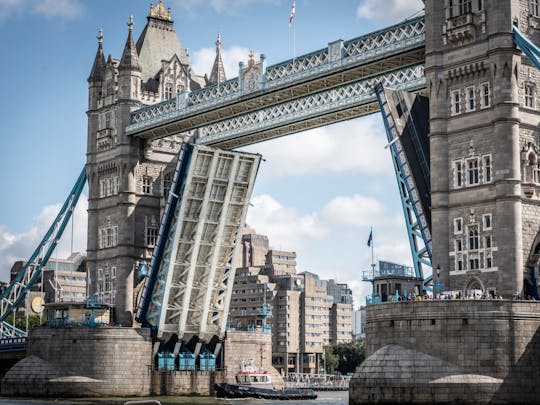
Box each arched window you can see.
[164,83,173,100]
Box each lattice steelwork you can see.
[197,65,425,149]
[126,16,425,137]
[0,168,86,338]
[145,146,261,342]
[375,84,432,280]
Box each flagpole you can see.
[293,18,296,61]
[370,227,375,300]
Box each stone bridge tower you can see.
[427,0,540,297]
[85,1,213,325]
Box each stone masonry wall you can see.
[2,327,152,397]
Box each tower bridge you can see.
[2,1,540,402]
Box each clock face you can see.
[31,296,45,314]
[295,278,302,286]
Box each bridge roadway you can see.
[126,16,426,149]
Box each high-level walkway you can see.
[126,16,426,149]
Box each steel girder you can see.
[126,17,425,140]
[144,146,261,342]
[0,168,86,338]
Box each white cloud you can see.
[173,0,280,16]
[356,0,423,24]
[191,45,256,81]
[32,0,84,19]
[0,195,87,282]
[243,116,393,178]
[246,194,326,250]
[321,194,385,227]
[0,0,84,21]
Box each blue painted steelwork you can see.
[514,25,540,70]
[135,143,194,325]
[374,83,432,282]
[0,168,86,337]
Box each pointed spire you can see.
[88,28,106,82]
[208,33,226,86]
[119,15,141,72]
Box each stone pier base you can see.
[1,327,281,397]
[350,301,540,404]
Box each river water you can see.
[0,391,348,405]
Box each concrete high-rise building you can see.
[229,230,354,374]
[264,250,297,276]
[42,253,87,304]
[85,1,223,325]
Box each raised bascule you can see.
[2,0,540,402]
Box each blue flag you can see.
[367,230,373,247]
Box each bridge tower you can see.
[427,0,540,297]
[85,1,209,325]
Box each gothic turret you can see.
[208,33,226,86]
[118,16,141,101]
[88,29,106,110]
[119,16,141,72]
[88,29,106,83]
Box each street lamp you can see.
[435,265,443,298]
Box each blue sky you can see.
[0,0,424,307]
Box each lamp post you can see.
[435,265,444,298]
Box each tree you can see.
[327,339,366,375]
[323,345,339,374]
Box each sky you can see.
[0,0,424,309]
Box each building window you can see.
[455,239,463,252]
[484,235,492,249]
[466,86,475,112]
[457,259,463,271]
[111,267,116,279]
[142,176,152,195]
[99,176,119,198]
[454,161,464,188]
[483,214,492,230]
[532,0,540,17]
[469,257,480,270]
[483,155,492,183]
[486,256,492,268]
[165,84,173,100]
[468,225,479,250]
[105,112,111,129]
[454,218,463,234]
[163,173,172,198]
[97,268,103,280]
[98,226,118,249]
[146,227,158,247]
[525,84,535,108]
[467,158,480,185]
[480,82,491,108]
[451,89,461,115]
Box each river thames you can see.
[0,391,348,405]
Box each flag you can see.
[367,230,373,247]
[289,2,296,28]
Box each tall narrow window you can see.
[165,84,173,100]
[105,112,111,129]
[466,86,475,111]
[455,239,463,252]
[467,159,480,185]
[525,84,535,108]
[458,0,471,15]
[163,173,172,198]
[484,235,492,249]
[483,213,492,230]
[454,218,463,234]
[142,176,152,195]
[469,226,479,250]
[483,155,492,183]
[455,161,464,188]
[451,90,461,115]
[480,82,491,108]
[457,259,463,271]
[531,0,540,17]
